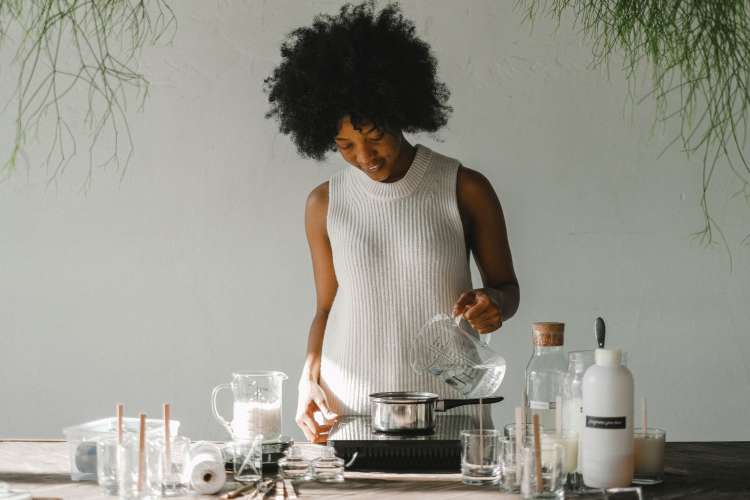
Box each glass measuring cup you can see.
[410,314,506,398]
[211,371,288,442]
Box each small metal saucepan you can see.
[369,391,504,434]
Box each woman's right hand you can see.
[296,378,338,443]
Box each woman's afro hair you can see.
[263,1,452,160]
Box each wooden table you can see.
[0,440,747,499]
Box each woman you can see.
[264,2,519,442]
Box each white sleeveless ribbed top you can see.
[320,144,490,424]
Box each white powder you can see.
[231,400,281,441]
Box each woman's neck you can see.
[381,139,416,183]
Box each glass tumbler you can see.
[460,429,501,485]
[520,442,564,499]
[499,437,520,493]
[96,436,119,494]
[117,434,159,499]
[633,428,666,485]
[148,435,191,496]
[231,434,264,483]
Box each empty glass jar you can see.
[278,445,313,481]
[312,447,344,483]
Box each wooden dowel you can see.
[116,404,124,444]
[533,414,543,493]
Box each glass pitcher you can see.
[211,371,288,442]
[410,314,506,398]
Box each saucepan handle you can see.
[437,396,504,412]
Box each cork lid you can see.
[532,322,564,346]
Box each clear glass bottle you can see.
[278,445,313,481]
[524,322,567,431]
[312,446,344,483]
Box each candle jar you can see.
[312,447,344,483]
[499,437,520,493]
[633,428,666,485]
[278,445,313,481]
[117,434,161,499]
[96,437,119,495]
[460,429,501,486]
[519,441,564,499]
[147,435,191,496]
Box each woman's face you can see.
[334,115,404,182]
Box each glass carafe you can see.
[211,371,288,442]
[410,314,506,398]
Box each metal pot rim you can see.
[369,391,439,404]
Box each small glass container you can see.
[633,428,666,485]
[312,447,344,483]
[278,445,313,481]
[149,435,191,496]
[117,434,148,499]
[519,441,564,499]
[231,435,264,483]
[460,429,501,485]
[499,437,519,493]
[96,436,119,494]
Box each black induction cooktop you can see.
[328,415,476,472]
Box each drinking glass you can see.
[519,442,564,499]
[96,436,119,494]
[633,428,666,485]
[231,434,264,483]
[460,429,501,485]
[499,437,520,493]
[148,435,191,496]
[117,434,156,499]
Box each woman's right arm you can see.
[296,181,339,442]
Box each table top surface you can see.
[0,440,748,499]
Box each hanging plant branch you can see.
[520,0,750,247]
[0,0,176,187]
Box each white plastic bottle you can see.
[582,348,634,488]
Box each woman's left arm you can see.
[452,166,520,333]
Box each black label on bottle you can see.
[586,416,626,429]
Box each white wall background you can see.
[1,0,749,442]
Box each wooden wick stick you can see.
[642,397,647,432]
[163,403,171,474]
[532,414,543,494]
[138,413,146,493]
[116,404,124,444]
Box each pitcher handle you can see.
[437,396,504,412]
[210,383,234,438]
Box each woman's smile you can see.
[364,159,384,173]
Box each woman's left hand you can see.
[452,289,503,334]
